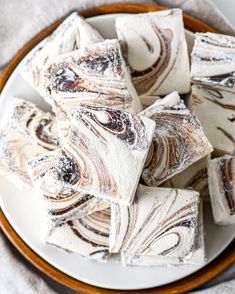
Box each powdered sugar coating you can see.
[46,208,111,260]
[28,105,156,205]
[0,97,59,188]
[141,92,213,187]
[191,84,235,155]
[162,157,209,199]
[45,39,142,114]
[208,155,235,225]
[110,185,204,266]
[21,12,104,102]
[191,33,235,92]
[116,9,190,100]
[27,148,109,226]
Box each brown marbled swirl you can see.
[191,33,235,92]
[45,39,142,114]
[46,208,110,259]
[27,143,117,205]
[62,128,119,198]
[130,26,173,95]
[162,158,209,199]
[110,185,203,266]
[141,92,213,187]
[0,98,59,188]
[7,98,58,150]
[47,192,108,221]
[208,155,235,225]
[27,146,109,226]
[28,105,155,205]
[21,12,104,103]
[62,105,155,204]
[71,104,149,151]
[219,156,235,214]
[191,85,235,155]
[115,9,190,97]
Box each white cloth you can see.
[193,280,235,294]
[157,0,235,36]
[0,0,234,293]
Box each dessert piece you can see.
[46,208,110,260]
[110,185,204,266]
[27,106,156,205]
[191,33,235,92]
[191,85,235,155]
[26,146,108,226]
[141,92,213,187]
[21,12,104,102]
[40,189,108,227]
[115,9,190,101]
[162,157,209,199]
[208,155,235,225]
[46,39,142,114]
[0,97,59,188]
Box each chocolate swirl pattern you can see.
[45,39,142,114]
[28,106,155,205]
[208,155,235,225]
[21,12,104,103]
[46,208,110,259]
[27,147,109,226]
[191,85,235,155]
[0,98,59,188]
[141,92,213,187]
[63,106,155,204]
[110,185,204,266]
[46,192,109,227]
[71,104,149,150]
[31,152,110,224]
[115,9,190,102]
[191,33,235,92]
[162,158,209,199]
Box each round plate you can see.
[0,4,235,293]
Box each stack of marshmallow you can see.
[0,9,234,267]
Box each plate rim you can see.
[0,3,234,293]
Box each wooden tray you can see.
[0,3,234,293]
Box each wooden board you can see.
[0,3,234,293]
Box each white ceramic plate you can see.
[0,14,235,291]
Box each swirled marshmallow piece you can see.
[21,12,104,102]
[141,92,213,187]
[191,33,235,92]
[46,208,110,260]
[115,9,190,102]
[0,97,58,188]
[45,39,142,114]
[26,148,109,226]
[208,155,235,225]
[162,157,209,199]
[191,85,235,155]
[110,185,204,266]
[27,105,156,205]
